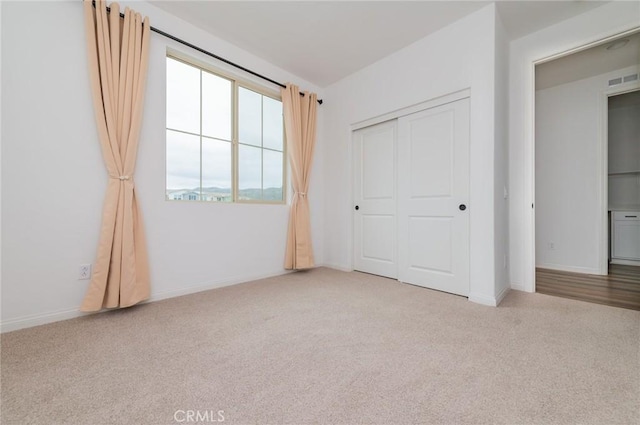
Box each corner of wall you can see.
[465,2,500,303]
[470,282,510,306]
[468,292,499,307]
[493,3,510,298]
[496,285,510,306]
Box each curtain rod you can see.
[91,1,323,105]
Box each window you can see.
[166,56,285,203]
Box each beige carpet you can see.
[1,268,639,424]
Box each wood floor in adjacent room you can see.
[536,264,640,310]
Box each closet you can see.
[353,97,470,296]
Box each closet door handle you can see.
[459,204,467,211]
[355,205,360,211]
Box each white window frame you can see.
[166,51,287,205]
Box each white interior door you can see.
[353,121,397,278]
[397,98,470,296]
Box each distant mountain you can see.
[237,187,283,201]
[169,186,283,201]
[195,187,228,193]
[261,187,284,201]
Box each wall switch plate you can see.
[78,264,91,280]
[548,242,555,250]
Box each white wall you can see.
[322,4,502,305]
[609,173,640,209]
[494,9,510,301]
[609,93,640,209]
[1,0,324,331]
[534,66,638,274]
[0,1,3,325]
[508,1,640,291]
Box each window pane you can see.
[202,71,232,141]
[202,138,232,202]
[238,87,262,147]
[166,55,287,204]
[166,58,200,134]
[263,97,283,151]
[263,150,283,201]
[238,144,262,200]
[166,130,200,201]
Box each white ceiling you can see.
[536,31,640,90]
[496,1,609,41]
[150,1,610,87]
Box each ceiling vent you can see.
[608,77,623,87]
[608,73,639,87]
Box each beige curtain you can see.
[282,85,318,270]
[80,0,151,311]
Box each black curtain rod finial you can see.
[90,0,323,105]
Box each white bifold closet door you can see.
[397,98,470,296]
[353,120,398,279]
[353,97,469,297]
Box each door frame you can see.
[524,27,640,292]
[350,89,470,273]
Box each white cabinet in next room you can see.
[611,211,640,264]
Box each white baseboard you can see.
[468,292,498,307]
[147,269,292,304]
[610,259,640,266]
[495,285,510,306]
[320,263,353,273]
[536,263,602,275]
[0,269,292,334]
[510,282,527,292]
[0,308,95,334]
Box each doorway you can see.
[533,32,640,308]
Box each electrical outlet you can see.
[78,264,92,280]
